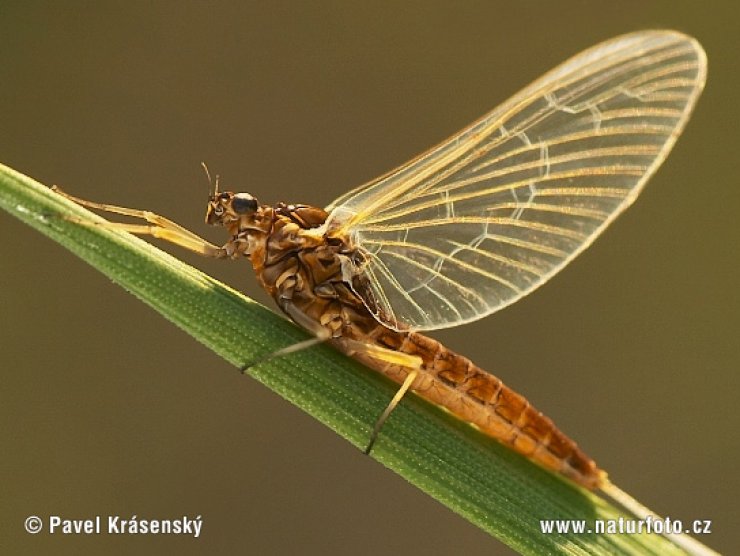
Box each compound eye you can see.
[232,193,258,214]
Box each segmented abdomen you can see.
[344,325,606,489]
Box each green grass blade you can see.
[0,162,692,555]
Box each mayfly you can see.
[55,31,705,493]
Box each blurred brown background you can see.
[1,2,737,554]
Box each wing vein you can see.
[325,31,704,331]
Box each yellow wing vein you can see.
[394,125,672,208]
[375,249,491,304]
[539,43,695,111]
[359,256,422,324]
[585,107,684,122]
[336,40,692,222]
[368,240,523,294]
[479,233,569,257]
[326,32,706,331]
[417,283,465,319]
[485,203,610,220]
[446,240,546,276]
[363,217,591,240]
[533,187,630,198]
[438,145,660,195]
[365,166,647,224]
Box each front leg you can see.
[52,186,227,258]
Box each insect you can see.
[54,30,705,491]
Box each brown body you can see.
[240,201,604,490]
[54,185,605,490]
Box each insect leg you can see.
[239,301,332,372]
[337,338,423,454]
[239,335,329,373]
[365,368,419,455]
[340,338,423,369]
[52,186,226,257]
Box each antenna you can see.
[201,162,220,197]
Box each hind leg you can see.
[338,337,423,453]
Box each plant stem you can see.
[0,163,692,555]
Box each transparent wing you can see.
[325,30,706,331]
